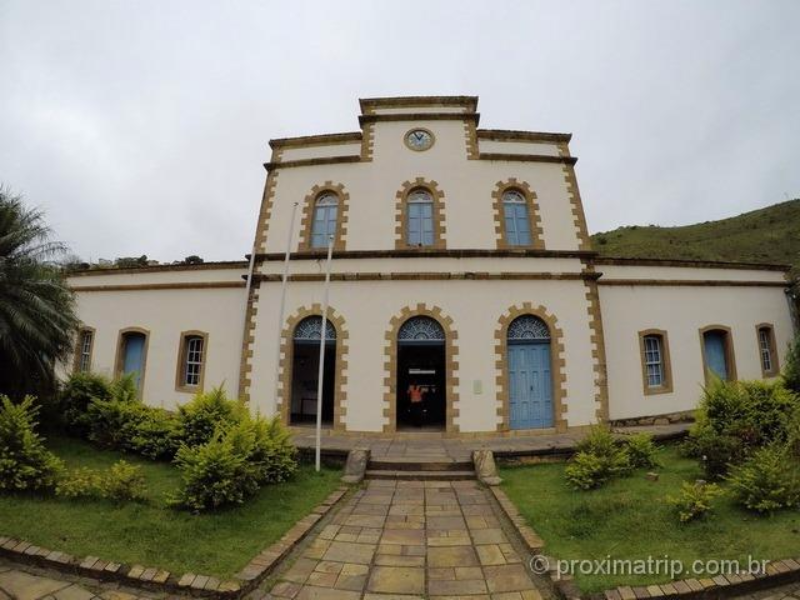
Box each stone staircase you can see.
[364,457,476,481]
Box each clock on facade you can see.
[404,128,434,151]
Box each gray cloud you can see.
[1,0,798,261]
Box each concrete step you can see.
[365,469,476,481]
[369,458,473,472]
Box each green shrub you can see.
[566,426,632,490]
[178,387,245,448]
[784,335,800,396]
[56,460,147,502]
[59,372,112,435]
[170,413,298,511]
[170,430,259,511]
[726,445,800,513]
[667,481,722,523]
[87,398,149,450]
[129,408,181,460]
[0,395,63,492]
[624,433,660,469]
[101,460,147,502]
[55,467,102,498]
[246,415,297,484]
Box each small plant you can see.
[129,408,181,460]
[246,415,298,484]
[726,445,800,513]
[178,386,245,448]
[56,460,147,503]
[565,426,633,490]
[624,433,660,469]
[667,481,722,523]
[101,460,147,502]
[0,395,63,492]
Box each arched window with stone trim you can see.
[311,193,339,249]
[406,188,435,247]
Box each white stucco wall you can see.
[247,274,598,433]
[68,266,247,411]
[600,282,795,420]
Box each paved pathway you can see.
[289,423,690,462]
[258,479,551,600]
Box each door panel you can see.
[509,342,553,429]
[122,334,145,389]
[704,331,729,380]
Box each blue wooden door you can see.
[509,342,553,429]
[123,334,145,389]
[704,332,728,380]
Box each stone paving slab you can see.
[262,479,551,599]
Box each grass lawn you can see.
[0,433,342,579]
[500,445,800,594]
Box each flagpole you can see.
[315,234,334,472]
[273,202,299,415]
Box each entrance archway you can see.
[290,316,336,425]
[506,315,554,429]
[396,316,446,430]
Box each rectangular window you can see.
[504,203,531,246]
[184,337,204,387]
[639,330,672,395]
[757,325,778,377]
[176,332,207,392]
[407,203,434,246]
[78,330,93,372]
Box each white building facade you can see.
[67,96,797,435]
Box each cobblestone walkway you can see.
[259,479,550,600]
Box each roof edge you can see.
[269,131,363,149]
[594,256,791,272]
[477,129,572,143]
[359,95,478,113]
[67,260,249,277]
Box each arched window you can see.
[406,188,434,247]
[507,315,550,342]
[502,189,532,246]
[294,316,337,342]
[311,193,339,249]
[398,316,445,342]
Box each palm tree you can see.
[0,186,78,397]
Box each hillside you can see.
[591,199,800,277]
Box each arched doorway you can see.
[397,316,446,430]
[507,315,554,429]
[290,316,336,425]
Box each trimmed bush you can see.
[667,481,722,523]
[56,460,147,503]
[566,426,632,490]
[60,372,112,435]
[170,413,298,511]
[624,433,660,469]
[87,396,149,450]
[177,387,245,448]
[129,408,181,460]
[0,395,63,492]
[726,445,800,513]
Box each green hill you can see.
[591,199,800,278]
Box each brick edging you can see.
[0,486,350,597]
[490,487,800,600]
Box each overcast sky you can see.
[1,1,798,262]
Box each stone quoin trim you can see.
[174,330,210,394]
[382,304,460,433]
[113,327,150,399]
[638,328,674,396]
[491,178,545,250]
[394,178,447,250]
[72,325,95,374]
[277,305,349,431]
[557,141,593,250]
[698,324,738,384]
[297,181,350,252]
[755,322,780,377]
[584,269,610,421]
[463,119,480,159]
[252,147,283,254]
[237,284,260,402]
[494,304,567,433]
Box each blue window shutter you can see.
[407,203,421,245]
[421,203,434,245]
[312,205,337,248]
[515,204,531,245]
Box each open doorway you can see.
[396,316,446,430]
[290,316,336,425]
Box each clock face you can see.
[405,128,434,151]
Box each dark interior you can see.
[396,342,446,430]
[290,342,335,425]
